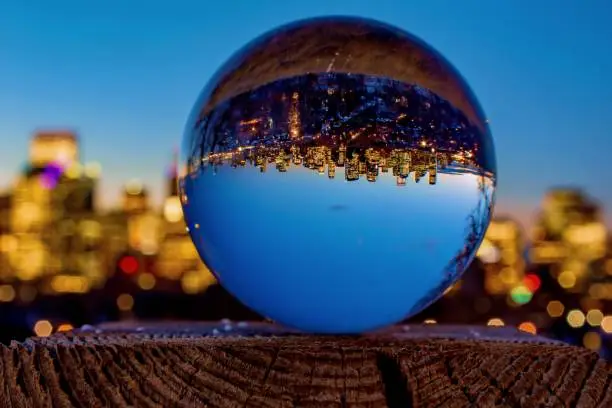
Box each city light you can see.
[181,270,216,294]
[567,309,586,328]
[510,285,532,305]
[125,179,143,195]
[601,316,612,333]
[518,321,537,335]
[423,319,437,324]
[0,285,15,302]
[523,274,541,292]
[119,256,139,275]
[116,293,134,311]
[64,162,82,179]
[33,320,53,337]
[558,271,577,289]
[56,323,74,332]
[546,300,565,318]
[476,239,501,264]
[163,196,183,223]
[487,318,504,327]
[583,332,602,351]
[50,275,90,294]
[137,273,156,290]
[586,309,604,327]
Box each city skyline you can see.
[2,1,612,228]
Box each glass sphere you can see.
[179,16,496,333]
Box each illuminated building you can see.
[477,218,525,295]
[8,132,102,284]
[288,91,300,139]
[122,180,149,214]
[29,130,78,167]
[428,166,437,185]
[530,189,607,293]
[157,156,216,290]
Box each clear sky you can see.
[1,0,611,228]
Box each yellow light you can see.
[500,267,516,285]
[117,293,134,311]
[64,163,82,179]
[567,309,586,328]
[558,271,576,289]
[0,285,15,302]
[0,235,17,252]
[33,320,53,337]
[565,223,606,246]
[126,179,143,195]
[486,221,517,241]
[163,196,183,223]
[601,316,612,333]
[586,309,604,327]
[181,270,216,294]
[583,332,602,351]
[137,273,156,290]
[84,162,102,178]
[423,319,437,324]
[546,300,564,318]
[50,275,90,294]
[56,323,73,332]
[518,321,537,335]
[487,318,504,327]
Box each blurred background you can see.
[1,1,612,357]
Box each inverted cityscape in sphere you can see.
[180,16,497,333]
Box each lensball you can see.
[179,16,496,333]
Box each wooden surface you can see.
[1,321,611,407]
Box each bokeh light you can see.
[33,320,53,337]
[487,318,505,327]
[546,300,565,318]
[510,285,533,305]
[586,309,604,327]
[567,309,586,328]
[601,316,612,334]
[518,321,537,335]
[558,271,577,289]
[117,294,134,311]
[119,256,139,275]
[583,332,602,351]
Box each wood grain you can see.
[1,322,610,407]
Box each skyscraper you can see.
[9,131,101,284]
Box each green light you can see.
[510,285,533,305]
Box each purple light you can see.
[39,162,65,190]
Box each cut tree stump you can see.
[1,321,611,407]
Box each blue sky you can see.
[1,0,611,227]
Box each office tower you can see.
[29,130,79,167]
[10,131,102,285]
[530,188,607,293]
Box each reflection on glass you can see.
[180,16,496,333]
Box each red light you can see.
[119,256,139,274]
[523,274,541,292]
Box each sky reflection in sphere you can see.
[179,17,496,333]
